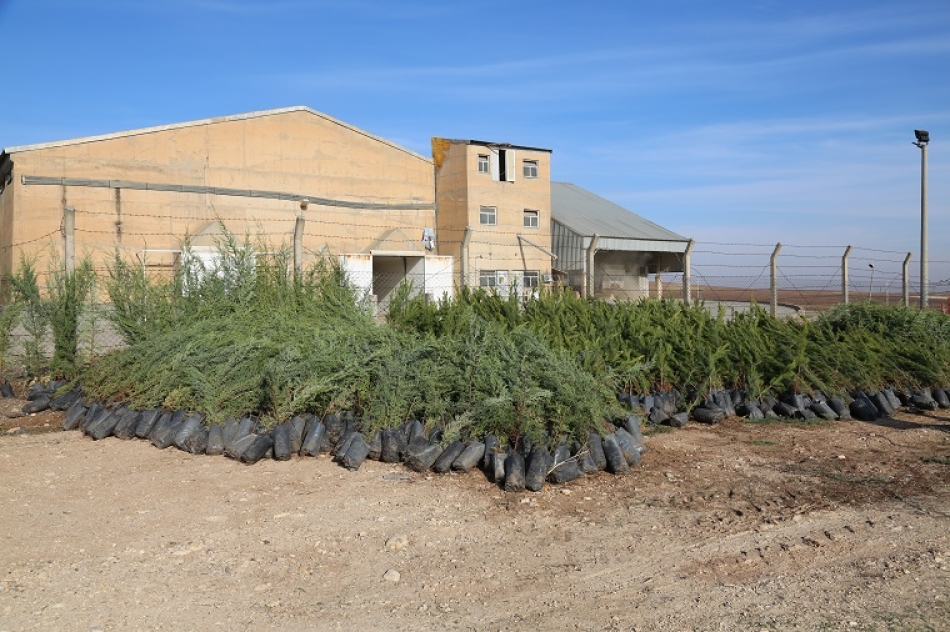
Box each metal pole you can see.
[63,205,76,274]
[902,252,912,306]
[920,141,929,309]
[868,264,875,301]
[770,242,782,317]
[682,238,695,306]
[841,245,852,304]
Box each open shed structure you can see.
[551,182,692,300]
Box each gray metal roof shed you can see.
[551,181,689,256]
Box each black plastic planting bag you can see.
[339,434,370,471]
[548,456,582,484]
[614,428,642,466]
[173,414,205,450]
[482,435,498,470]
[288,416,307,454]
[206,424,226,455]
[492,449,507,483]
[870,392,894,416]
[503,451,526,492]
[84,406,115,437]
[452,441,486,473]
[22,395,50,414]
[113,409,142,439]
[623,417,646,451]
[587,432,607,471]
[910,390,938,410]
[80,403,105,434]
[322,413,343,450]
[809,401,838,420]
[229,417,257,450]
[134,409,162,439]
[89,409,123,440]
[602,434,629,474]
[849,396,879,421]
[225,433,257,460]
[934,388,950,409]
[0,380,14,398]
[367,429,383,460]
[49,389,81,412]
[63,400,87,431]
[828,397,851,420]
[333,432,358,462]
[239,434,273,464]
[220,418,240,447]
[380,429,407,463]
[151,411,186,449]
[300,421,327,457]
[26,382,49,400]
[736,402,764,419]
[432,441,466,474]
[692,407,726,424]
[180,426,209,454]
[403,419,424,443]
[883,388,903,410]
[272,422,294,461]
[525,448,551,492]
[405,443,442,472]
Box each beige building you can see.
[0,107,453,306]
[432,138,555,294]
[1,106,690,307]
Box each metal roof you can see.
[551,181,688,244]
[2,106,431,163]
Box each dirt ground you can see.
[1,402,948,631]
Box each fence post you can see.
[294,199,308,276]
[293,216,305,276]
[841,245,852,305]
[770,243,782,317]
[584,234,600,299]
[460,226,472,288]
[682,238,695,305]
[63,205,76,274]
[903,252,912,307]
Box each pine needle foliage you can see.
[83,232,618,446]
[388,289,950,397]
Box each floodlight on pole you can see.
[868,263,875,300]
[913,130,929,308]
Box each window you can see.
[477,154,490,174]
[523,209,539,228]
[486,148,516,182]
[523,160,538,179]
[479,205,497,226]
[522,271,541,288]
[479,270,498,288]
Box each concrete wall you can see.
[1,108,436,280]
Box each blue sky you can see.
[1,0,948,291]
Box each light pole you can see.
[868,263,875,301]
[913,130,929,308]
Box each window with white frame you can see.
[523,270,541,288]
[479,270,498,288]
[477,154,490,174]
[523,159,539,178]
[523,209,539,228]
[479,205,497,226]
